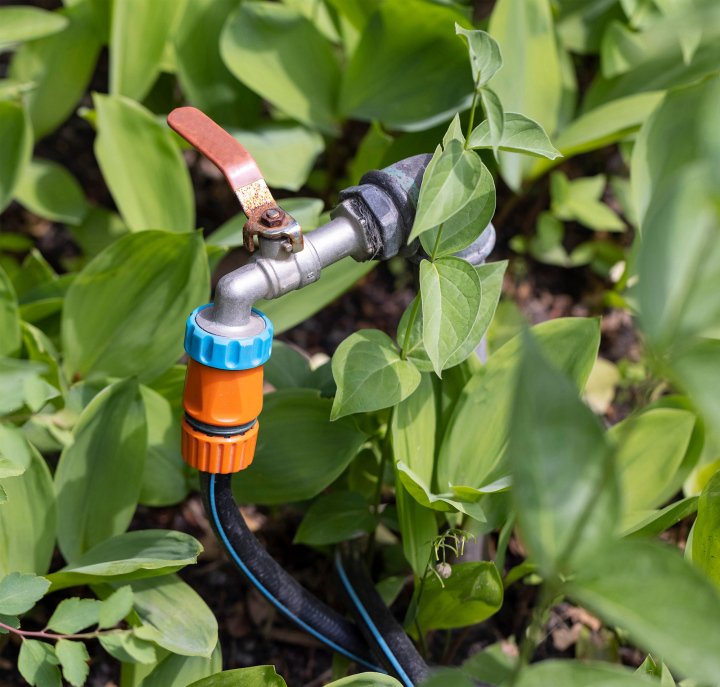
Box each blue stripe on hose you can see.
[335,550,414,687]
[209,474,385,673]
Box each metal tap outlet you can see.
[168,107,495,339]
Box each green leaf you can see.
[487,0,566,189]
[420,257,482,377]
[18,639,61,687]
[9,2,101,140]
[410,141,486,242]
[109,0,186,102]
[174,0,262,129]
[55,640,90,687]
[0,101,32,212]
[414,562,503,633]
[99,632,157,664]
[621,495,699,538]
[442,114,465,149]
[508,331,616,576]
[0,7,68,48]
[350,121,395,187]
[99,585,134,629]
[516,660,654,687]
[47,598,101,634]
[262,341,312,390]
[326,675,403,687]
[94,94,195,234]
[551,172,625,232]
[568,539,720,684]
[0,613,20,633]
[117,575,217,658]
[0,439,56,577]
[462,641,516,685]
[420,671,474,687]
[256,258,375,335]
[55,378,147,563]
[232,389,368,504]
[610,408,696,513]
[220,1,341,135]
[0,264,21,356]
[294,491,374,546]
[480,87,505,155]
[47,530,202,591]
[437,317,601,496]
[468,112,560,160]
[331,330,421,420]
[692,470,720,590]
[455,24,503,87]
[0,572,50,615]
[186,666,287,687]
[0,458,24,480]
[340,0,473,130]
[139,385,189,508]
[14,158,88,225]
[392,374,438,576]
[62,230,209,382]
[138,642,222,687]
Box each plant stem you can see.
[429,222,445,263]
[400,295,422,360]
[0,621,119,641]
[464,77,482,149]
[366,408,394,566]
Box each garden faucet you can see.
[167,107,494,474]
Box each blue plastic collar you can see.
[184,304,273,370]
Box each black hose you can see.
[199,472,383,672]
[335,543,430,686]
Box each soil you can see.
[0,4,663,685]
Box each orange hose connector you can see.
[181,417,258,474]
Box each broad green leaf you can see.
[551,171,625,232]
[568,539,720,684]
[340,0,473,130]
[692,470,720,590]
[14,158,88,225]
[55,640,89,687]
[0,572,50,615]
[138,642,222,687]
[94,94,194,233]
[99,585,134,629]
[262,341,312,390]
[398,262,505,371]
[232,389,368,504]
[508,333,617,575]
[18,639,61,687]
[327,675,403,687]
[47,598,101,634]
[349,121,395,187]
[462,641,516,685]
[9,2,101,140]
[47,530,202,591]
[55,378,147,562]
[22,321,66,400]
[437,317,601,495]
[621,495,699,538]
[0,7,68,48]
[410,141,486,242]
[455,25,503,87]
[516,660,654,687]
[391,375,438,576]
[109,0,186,102]
[414,562,503,633]
[488,0,566,189]
[421,671,474,687]
[480,87,504,154]
[294,491,375,546]
[139,386,189,508]
[116,575,217,658]
[0,264,21,356]
[468,112,560,159]
[257,259,375,334]
[0,357,53,415]
[100,632,157,664]
[186,666,286,687]
[0,101,32,212]
[0,440,56,577]
[419,163,495,258]
[220,1,340,134]
[610,408,695,512]
[331,329,421,420]
[442,114,465,149]
[555,0,626,54]
[420,257,482,377]
[174,0,262,129]
[70,206,130,258]
[62,230,209,382]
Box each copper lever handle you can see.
[167,107,303,254]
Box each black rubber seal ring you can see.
[184,414,256,437]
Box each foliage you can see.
[2,0,720,685]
